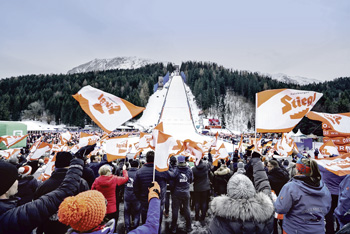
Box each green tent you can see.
[0,121,28,149]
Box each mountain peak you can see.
[67,56,163,74]
[263,72,321,85]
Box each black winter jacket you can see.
[133,163,173,205]
[192,160,211,192]
[34,168,89,234]
[267,167,290,195]
[0,158,84,234]
[16,175,39,206]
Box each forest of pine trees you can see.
[0,61,349,135]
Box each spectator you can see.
[124,160,141,232]
[208,152,274,233]
[275,157,332,234]
[58,182,162,234]
[0,156,85,234]
[267,160,290,196]
[170,155,193,233]
[334,174,350,229]
[92,164,128,222]
[16,165,39,205]
[34,151,89,234]
[213,161,232,196]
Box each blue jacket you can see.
[334,174,350,228]
[172,164,193,197]
[124,167,138,202]
[275,175,332,234]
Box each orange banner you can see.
[323,137,350,145]
[323,130,350,137]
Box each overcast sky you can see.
[0,0,349,81]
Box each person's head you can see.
[90,155,98,162]
[177,155,186,166]
[296,157,321,182]
[55,152,73,168]
[146,151,154,163]
[130,160,139,168]
[58,190,108,233]
[283,160,289,167]
[0,161,19,198]
[267,160,279,172]
[98,165,112,176]
[18,165,32,176]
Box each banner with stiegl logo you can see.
[73,85,145,133]
[256,89,323,133]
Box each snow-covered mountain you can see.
[263,72,321,85]
[67,56,164,74]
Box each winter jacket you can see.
[124,167,138,202]
[82,166,96,188]
[133,163,173,205]
[89,156,109,178]
[92,170,128,214]
[16,175,39,206]
[209,157,274,234]
[172,164,193,197]
[213,166,231,195]
[267,167,290,195]
[275,175,332,234]
[34,168,89,234]
[0,158,84,234]
[192,160,211,192]
[334,174,350,228]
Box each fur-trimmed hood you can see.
[214,166,230,176]
[211,174,274,223]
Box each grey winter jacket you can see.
[208,157,274,234]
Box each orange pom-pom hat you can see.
[58,190,107,232]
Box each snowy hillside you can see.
[264,72,321,85]
[67,56,165,74]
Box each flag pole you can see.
[153,161,156,182]
[255,93,257,148]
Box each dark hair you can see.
[90,155,96,162]
[309,159,321,182]
[268,160,279,168]
[146,151,154,163]
[130,160,139,168]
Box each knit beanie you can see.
[55,152,73,168]
[227,174,256,199]
[0,161,19,195]
[58,190,107,232]
[18,165,32,176]
[296,157,311,174]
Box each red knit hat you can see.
[58,190,107,232]
[18,165,32,176]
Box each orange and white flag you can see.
[78,132,99,148]
[0,134,28,148]
[204,132,218,149]
[319,140,340,157]
[316,153,350,176]
[28,142,52,161]
[60,131,72,145]
[105,135,129,162]
[177,139,204,166]
[38,154,56,181]
[256,89,322,133]
[211,143,229,166]
[154,131,177,172]
[306,112,350,134]
[138,132,154,149]
[73,85,145,133]
[0,148,21,160]
[51,144,70,153]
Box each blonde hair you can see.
[98,165,112,176]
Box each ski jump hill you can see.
[137,73,234,152]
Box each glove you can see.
[122,165,126,170]
[74,144,96,160]
[148,181,161,202]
